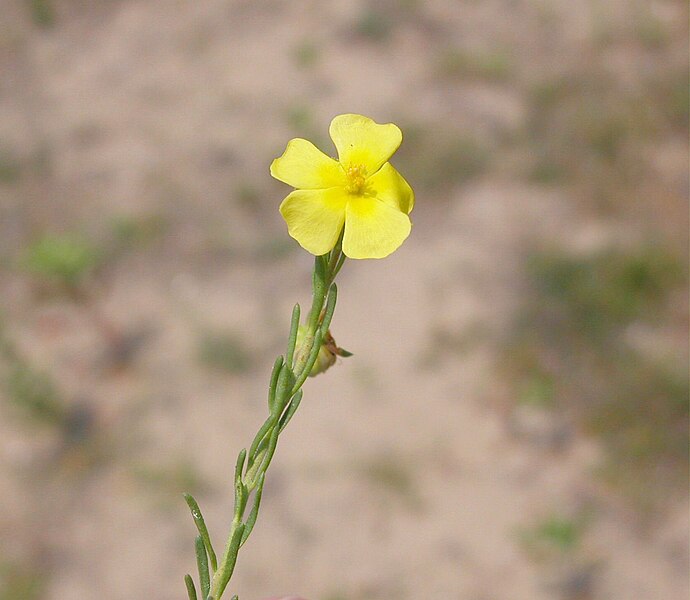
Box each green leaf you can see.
[195,536,210,599]
[184,574,198,600]
[234,449,247,485]
[248,413,278,466]
[291,327,324,394]
[211,523,245,599]
[233,469,248,521]
[319,283,338,336]
[267,356,284,413]
[273,362,295,415]
[240,472,265,546]
[286,303,301,368]
[278,390,303,433]
[183,494,218,572]
[257,423,281,475]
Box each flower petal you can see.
[342,196,411,259]
[279,188,348,255]
[271,138,346,189]
[367,162,415,214]
[329,114,402,175]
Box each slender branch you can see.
[190,250,345,600]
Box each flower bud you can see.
[295,326,351,377]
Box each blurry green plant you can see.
[0,149,21,184]
[134,459,209,501]
[5,361,65,425]
[292,40,320,68]
[28,0,55,27]
[396,127,489,192]
[527,245,684,337]
[354,8,391,41]
[234,183,261,213]
[110,213,168,248]
[356,453,422,510]
[0,324,65,425]
[502,244,688,505]
[632,8,667,50]
[417,322,488,369]
[519,514,586,561]
[0,561,46,600]
[285,105,313,132]
[197,331,253,375]
[518,371,556,409]
[651,67,689,132]
[522,63,684,220]
[437,48,513,82]
[20,234,101,289]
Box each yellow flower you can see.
[271,114,414,259]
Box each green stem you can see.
[200,248,345,600]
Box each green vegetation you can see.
[197,331,253,375]
[519,514,586,560]
[133,459,208,499]
[526,245,684,338]
[293,40,320,68]
[20,234,101,288]
[418,322,488,370]
[0,560,46,600]
[0,149,21,184]
[503,244,688,503]
[354,9,391,41]
[28,0,55,27]
[234,183,261,213]
[395,125,490,192]
[355,453,421,509]
[5,361,64,425]
[633,11,668,50]
[286,105,313,132]
[111,213,168,248]
[0,322,66,427]
[437,48,514,82]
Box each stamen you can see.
[344,164,367,194]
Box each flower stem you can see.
[191,247,345,600]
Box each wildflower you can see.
[271,113,414,259]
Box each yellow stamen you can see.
[344,164,368,195]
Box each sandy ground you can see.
[0,1,688,599]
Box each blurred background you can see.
[0,1,688,599]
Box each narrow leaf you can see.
[234,448,247,485]
[248,413,278,466]
[233,470,248,521]
[258,421,281,475]
[212,523,246,599]
[319,283,338,336]
[240,471,265,546]
[286,303,301,368]
[273,361,295,415]
[291,327,323,394]
[195,536,210,599]
[184,574,198,600]
[184,493,218,572]
[278,389,303,433]
[267,355,283,412]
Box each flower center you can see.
[344,164,368,195]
